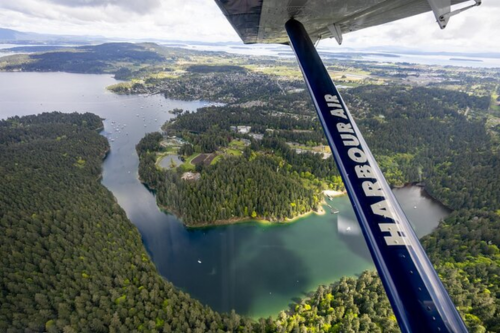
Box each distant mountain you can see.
[0,27,106,45]
[0,28,30,41]
[0,27,249,47]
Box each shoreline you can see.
[392,182,453,212]
[158,190,348,229]
[322,189,345,198]
[164,204,328,229]
[149,180,451,229]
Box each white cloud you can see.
[0,0,238,42]
[44,0,162,15]
[320,1,500,52]
[0,0,498,51]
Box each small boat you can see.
[197,260,202,264]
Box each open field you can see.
[491,89,500,112]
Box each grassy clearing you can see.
[185,153,200,164]
[229,140,246,149]
[160,146,178,155]
[180,163,195,171]
[243,64,302,78]
[186,153,200,166]
[335,81,363,88]
[211,155,222,165]
[490,90,500,113]
[149,71,182,80]
[226,148,242,156]
[106,82,131,91]
[180,153,199,171]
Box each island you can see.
[449,57,483,62]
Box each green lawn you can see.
[185,153,200,164]
[491,90,500,112]
[229,140,246,148]
[164,146,178,155]
[210,155,222,165]
[226,148,242,156]
[180,153,199,171]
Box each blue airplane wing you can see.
[215,0,476,45]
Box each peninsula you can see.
[136,104,345,226]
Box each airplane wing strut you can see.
[285,18,468,333]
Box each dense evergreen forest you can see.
[140,83,498,226]
[344,85,499,211]
[165,102,321,139]
[0,43,165,75]
[2,63,500,331]
[0,113,249,332]
[2,107,499,333]
[137,133,324,225]
[137,91,346,225]
[135,82,500,331]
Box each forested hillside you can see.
[345,85,499,210]
[274,86,500,332]
[137,91,346,226]
[136,83,500,331]
[0,43,164,75]
[2,90,500,332]
[139,84,498,227]
[137,133,323,225]
[0,113,247,332]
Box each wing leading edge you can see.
[215,0,479,44]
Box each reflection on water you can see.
[0,72,451,318]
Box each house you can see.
[181,172,201,181]
[230,125,252,134]
[249,133,263,140]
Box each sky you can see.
[0,0,499,52]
